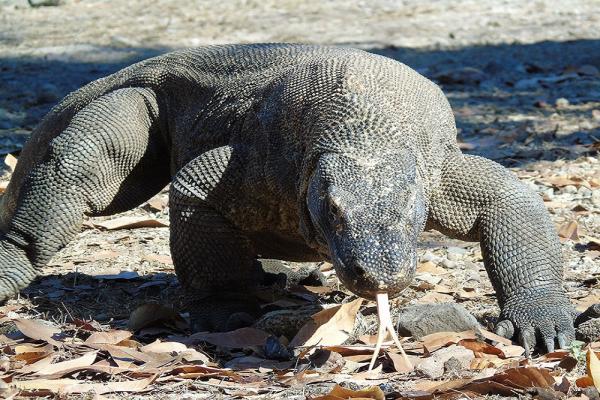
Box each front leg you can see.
[170,146,262,332]
[427,153,575,353]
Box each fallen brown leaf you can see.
[311,384,385,400]
[458,339,505,358]
[422,331,478,352]
[558,220,580,241]
[85,330,132,345]
[93,216,168,230]
[34,351,97,376]
[13,343,54,365]
[13,319,61,346]
[587,349,600,389]
[417,292,454,304]
[417,261,447,276]
[387,352,417,373]
[140,340,188,354]
[479,329,513,345]
[290,299,363,347]
[11,375,156,395]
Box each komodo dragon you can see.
[0,44,576,355]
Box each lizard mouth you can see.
[329,246,415,300]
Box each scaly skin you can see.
[0,44,575,352]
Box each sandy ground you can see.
[0,0,599,398]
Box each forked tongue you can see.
[368,292,412,371]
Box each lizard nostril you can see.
[353,262,366,276]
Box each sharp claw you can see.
[495,325,507,338]
[520,328,535,358]
[557,333,568,349]
[368,293,412,371]
[544,338,555,353]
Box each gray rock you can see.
[441,259,459,269]
[447,246,468,261]
[555,97,570,108]
[416,345,474,379]
[562,185,578,194]
[579,186,593,198]
[396,303,481,339]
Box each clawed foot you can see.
[495,294,577,356]
[189,296,262,332]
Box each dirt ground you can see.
[0,0,599,399]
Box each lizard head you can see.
[307,152,427,300]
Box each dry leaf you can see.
[93,216,169,230]
[18,354,55,374]
[458,339,505,358]
[87,343,159,365]
[13,346,53,365]
[11,375,156,395]
[417,261,447,275]
[576,376,595,388]
[85,330,132,345]
[541,176,591,189]
[290,299,363,347]
[13,319,61,346]
[35,351,97,376]
[587,349,600,389]
[421,331,478,352]
[312,384,385,400]
[140,340,188,354]
[387,352,417,373]
[497,344,525,358]
[417,291,454,304]
[558,221,579,241]
[491,367,554,389]
[146,197,167,211]
[479,329,513,345]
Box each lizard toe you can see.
[518,326,536,357]
[495,319,515,339]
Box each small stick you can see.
[368,292,412,371]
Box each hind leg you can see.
[170,146,262,332]
[0,87,169,300]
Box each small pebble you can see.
[555,97,570,108]
[579,186,592,198]
[441,259,459,269]
[562,185,578,194]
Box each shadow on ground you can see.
[0,39,598,167]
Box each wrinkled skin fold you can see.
[0,44,576,353]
